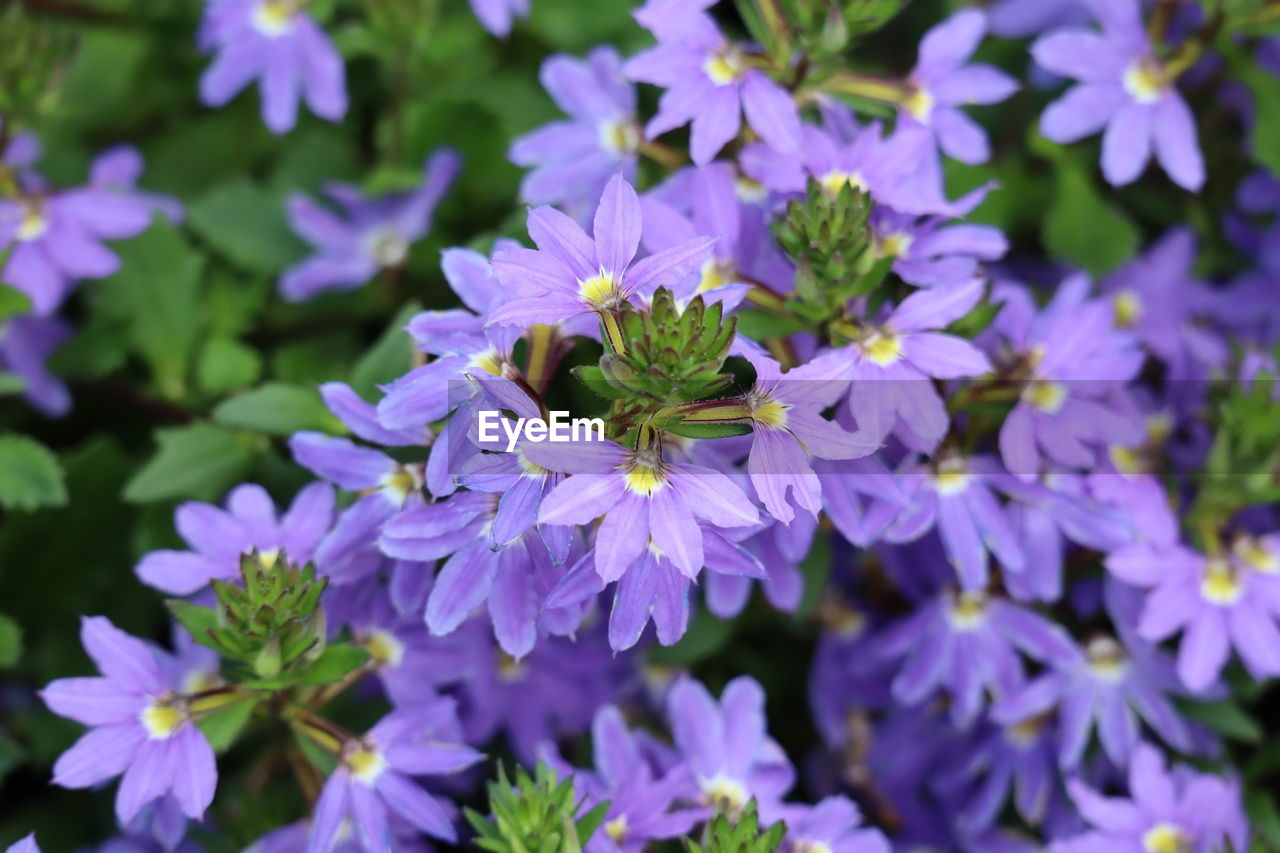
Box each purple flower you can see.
[510,48,639,214]
[887,455,1027,590]
[990,277,1145,478]
[990,0,1088,38]
[0,161,151,316]
[869,207,1008,288]
[135,482,335,595]
[291,383,429,579]
[544,705,705,853]
[899,9,1018,166]
[90,145,184,225]
[308,703,483,851]
[0,314,71,416]
[666,676,795,815]
[378,492,586,659]
[528,437,759,583]
[489,174,714,329]
[280,150,461,301]
[198,0,347,134]
[623,0,801,165]
[639,162,792,306]
[6,836,38,853]
[773,796,890,853]
[934,715,1062,834]
[1054,744,1247,853]
[439,619,632,766]
[41,617,217,824]
[1105,537,1280,692]
[469,0,529,37]
[1099,229,1228,376]
[1033,0,1205,190]
[993,630,1195,770]
[878,589,1076,726]
[740,352,879,525]
[547,527,766,650]
[843,280,993,453]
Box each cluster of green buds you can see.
[739,0,907,66]
[687,800,786,853]
[171,550,329,680]
[0,4,73,124]
[465,762,610,853]
[773,179,888,318]
[578,289,740,442]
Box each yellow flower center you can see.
[364,629,406,667]
[1109,445,1145,475]
[877,231,914,259]
[933,459,972,496]
[498,650,526,680]
[141,702,186,739]
[366,228,409,268]
[252,0,295,35]
[820,171,868,198]
[605,816,629,843]
[862,330,903,366]
[1086,636,1128,682]
[1124,62,1165,104]
[379,466,421,506]
[1024,380,1067,414]
[346,746,388,784]
[17,207,47,242]
[905,87,935,121]
[698,258,736,293]
[795,842,833,853]
[623,458,668,497]
[1142,823,1191,853]
[701,773,749,812]
[517,452,547,477]
[704,49,746,86]
[1113,289,1143,328]
[578,271,621,307]
[256,548,280,570]
[948,591,988,630]
[1235,537,1279,574]
[468,348,504,376]
[599,119,640,155]
[1200,559,1243,607]
[751,397,790,429]
[735,177,767,204]
[1006,716,1045,746]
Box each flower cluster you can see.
[8,0,1280,851]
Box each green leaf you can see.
[124,424,258,503]
[350,301,422,398]
[295,643,370,686]
[213,383,339,436]
[649,606,734,666]
[196,697,257,753]
[1179,698,1263,743]
[1242,64,1280,176]
[733,309,808,341]
[1042,164,1139,275]
[1247,792,1280,849]
[186,179,305,274]
[98,220,205,399]
[0,434,67,510]
[167,600,219,649]
[0,371,26,395]
[197,337,263,396]
[0,283,31,321]
[0,613,22,668]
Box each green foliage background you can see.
[3,0,1279,848]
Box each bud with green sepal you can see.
[686,800,786,853]
[465,762,611,853]
[169,549,334,682]
[575,289,739,439]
